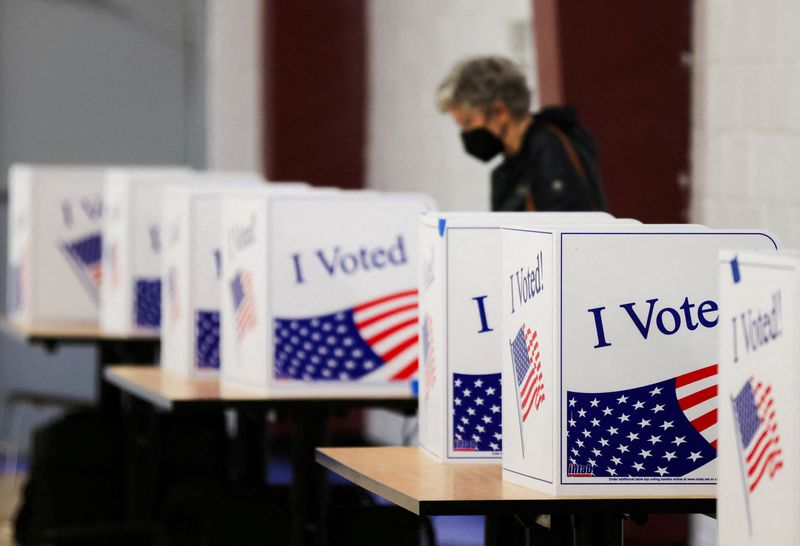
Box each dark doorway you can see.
[262,0,366,189]
[535,1,692,223]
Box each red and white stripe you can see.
[746,380,783,492]
[520,327,545,422]
[353,289,419,382]
[676,364,718,449]
[236,270,256,339]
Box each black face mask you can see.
[461,128,503,162]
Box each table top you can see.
[315,447,716,516]
[104,365,418,412]
[1,317,159,344]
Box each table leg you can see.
[290,406,330,546]
[511,514,572,546]
[485,515,526,546]
[123,393,161,521]
[549,514,573,545]
[235,408,267,485]
[573,513,623,546]
[96,341,159,410]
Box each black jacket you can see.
[490,106,607,212]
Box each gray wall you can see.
[0,0,206,446]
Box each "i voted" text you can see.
[588,296,719,349]
[291,235,408,284]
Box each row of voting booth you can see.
[6,164,433,397]
[413,216,787,544]
[5,164,792,544]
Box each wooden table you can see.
[104,365,418,546]
[1,318,157,345]
[316,446,716,545]
[1,318,159,407]
[104,365,416,411]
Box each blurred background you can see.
[0,0,795,543]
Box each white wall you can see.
[366,0,536,211]
[206,0,263,173]
[364,0,535,444]
[0,0,206,447]
[691,0,800,247]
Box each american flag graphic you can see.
[421,314,436,400]
[231,269,256,340]
[565,364,718,478]
[195,310,221,369]
[510,324,545,423]
[60,233,103,303]
[135,278,161,329]
[167,266,180,326]
[274,289,418,381]
[732,377,783,494]
[452,372,502,453]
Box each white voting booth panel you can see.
[500,226,778,496]
[220,191,434,396]
[7,164,107,323]
[160,181,308,378]
[718,251,799,545]
[100,167,192,335]
[417,212,627,463]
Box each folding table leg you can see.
[96,341,159,411]
[548,514,573,545]
[512,513,572,546]
[235,408,267,485]
[485,514,526,546]
[123,394,161,521]
[573,514,623,546]
[290,406,330,546]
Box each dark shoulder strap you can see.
[546,124,599,211]
[547,124,588,183]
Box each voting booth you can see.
[99,167,192,335]
[718,251,796,545]
[7,164,107,323]
[160,181,307,378]
[499,225,778,495]
[417,212,626,463]
[220,190,434,396]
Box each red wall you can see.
[262,0,366,189]
[536,1,691,223]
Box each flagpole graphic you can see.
[509,323,545,458]
[729,376,783,537]
[730,394,753,537]
[509,338,526,457]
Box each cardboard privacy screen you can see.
[7,164,106,323]
[416,212,628,463]
[160,180,306,378]
[500,225,778,495]
[220,190,434,396]
[99,167,191,335]
[718,251,798,545]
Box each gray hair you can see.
[436,56,531,119]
